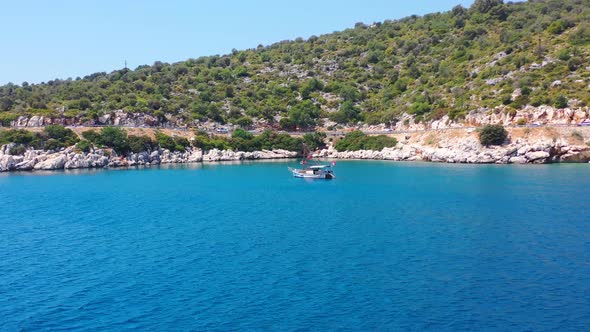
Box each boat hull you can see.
[288,167,335,179]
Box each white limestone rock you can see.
[33,154,67,170]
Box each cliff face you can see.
[9,110,180,128]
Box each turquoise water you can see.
[1,161,589,331]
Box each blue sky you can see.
[0,0,474,85]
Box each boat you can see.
[289,164,336,179]
[288,143,336,179]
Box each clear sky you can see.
[0,0,475,85]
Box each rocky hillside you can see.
[1,0,590,130]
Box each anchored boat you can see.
[288,164,335,179]
[288,143,336,179]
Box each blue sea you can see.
[1,161,589,331]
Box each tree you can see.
[235,116,253,129]
[472,0,503,14]
[479,124,508,146]
[42,125,79,148]
[99,126,129,154]
[288,100,321,130]
[331,101,361,124]
[128,135,155,153]
[303,132,327,151]
[155,131,188,152]
[232,128,254,141]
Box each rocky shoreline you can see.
[2,130,590,173]
[0,145,298,172]
[315,137,590,164]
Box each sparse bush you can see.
[571,131,584,142]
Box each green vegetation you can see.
[0,125,79,154]
[154,131,190,152]
[479,124,508,146]
[334,130,398,151]
[193,129,305,153]
[81,127,190,154]
[1,0,589,129]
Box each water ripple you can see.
[1,162,589,331]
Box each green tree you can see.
[303,132,327,151]
[128,135,156,153]
[235,116,253,129]
[99,126,129,154]
[288,100,321,130]
[479,124,508,146]
[471,0,503,14]
[331,101,361,124]
[335,130,397,151]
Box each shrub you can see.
[155,131,189,152]
[479,124,508,146]
[128,135,155,153]
[232,128,254,141]
[42,125,79,147]
[571,131,584,142]
[44,139,63,151]
[0,129,36,145]
[547,20,571,35]
[76,140,93,153]
[9,145,27,155]
[235,116,253,129]
[334,130,397,151]
[81,130,101,143]
[554,95,568,108]
[558,48,571,61]
[0,113,18,126]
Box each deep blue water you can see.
[1,161,589,331]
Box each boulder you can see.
[509,156,528,164]
[0,155,22,172]
[34,154,67,170]
[525,151,550,163]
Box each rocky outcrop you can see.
[10,110,185,128]
[315,136,590,164]
[202,149,297,162]
[34,154,67,170]
[0,145,298,172]
[7,104,589,133]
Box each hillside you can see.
[1,0,590,130]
